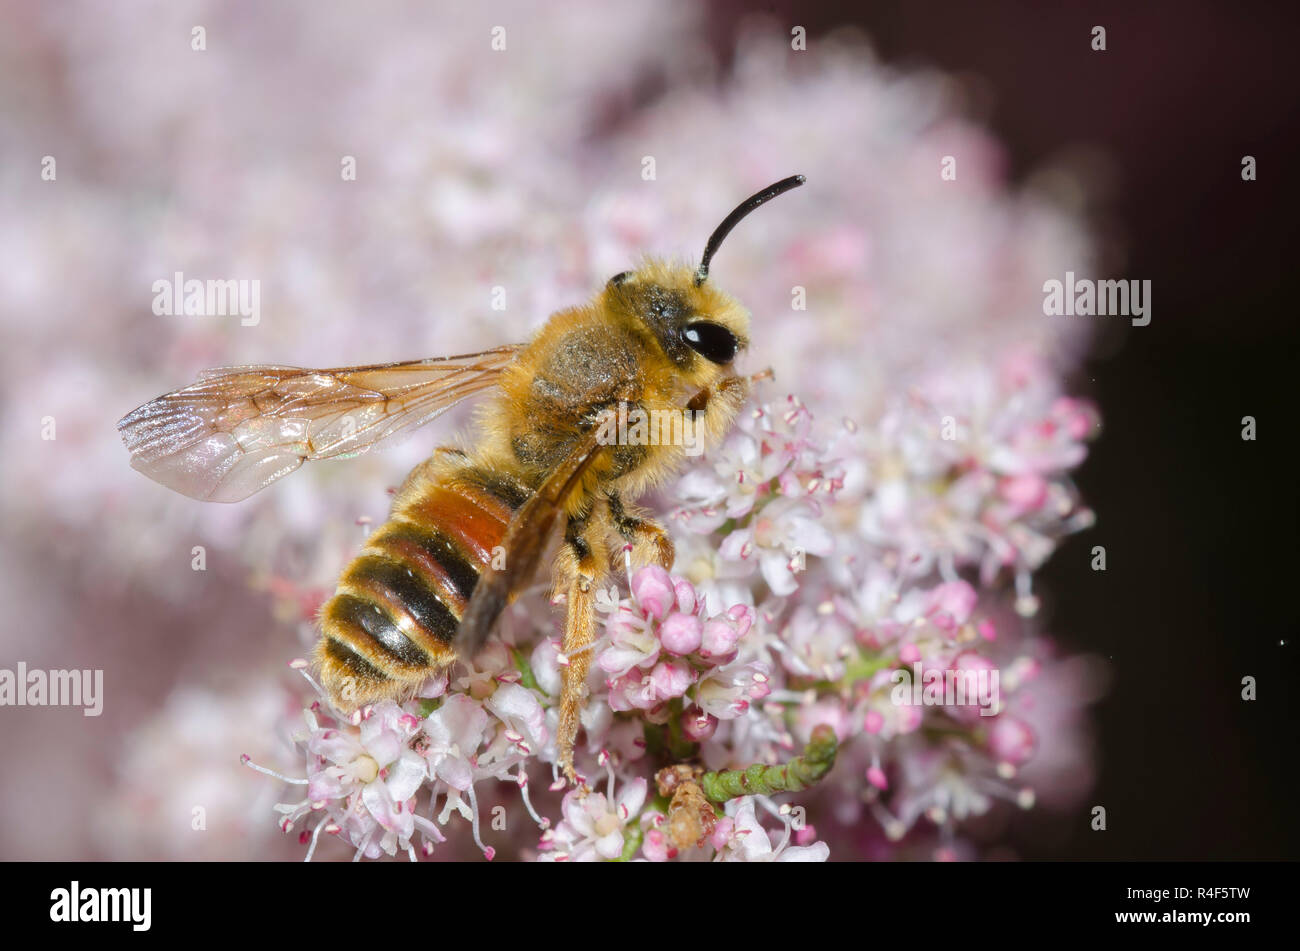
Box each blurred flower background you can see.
[0,0,1116,860]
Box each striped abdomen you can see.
[315,458,529,708]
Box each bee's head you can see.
[603,264,749,385]
[602,175,804,387]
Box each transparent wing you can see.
[117,346,520,503]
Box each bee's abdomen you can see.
[315,462,528,708]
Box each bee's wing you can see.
[117,346,521,503]
[453,424,609,660]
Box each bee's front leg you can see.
[554,509,609,789]
[684,372,753,451]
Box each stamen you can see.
[774,813,793,854]
[516,769,549,829]
[241,754,308,785]
[290,664,339,715]
[600,751,617,799]
[747,794,773,817]
[351,828,374,862]
[465,782,491,859]
[1014,569,1040,617]
[867,799,906,841]
[624,545,638,606]
[564,641,599,660]
[303,814,329,862]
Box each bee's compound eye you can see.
[608,271,632,287]
[680,321,738,364]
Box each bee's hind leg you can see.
[554,510,609,789]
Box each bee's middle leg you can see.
[554,511,609,788]
[606,491,674,570]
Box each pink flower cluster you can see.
[778,569,1051,839]
[249,661,550,861]
[846,355,1100,600]
[538,764,647,861]
[245,372,1099,862]
[599,565,767,726]
[673,394,844,607]
[248,564,832,862]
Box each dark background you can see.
[706,0,1300,860]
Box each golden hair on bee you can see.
[115,175,806,787]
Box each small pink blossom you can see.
[659,612,702,655]
[541,777,648,862]
[697,661,772,720]
[988,716,1036,766]
[716,799,830,863]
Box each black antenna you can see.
[695,175,805,285]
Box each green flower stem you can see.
[806,650,892,696]
[617,823,644,861]
[643,720,667,759]
[510,647,545,696]
[701,724,838,803]
[664,697,696,760]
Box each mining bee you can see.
[118,175,805,783]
